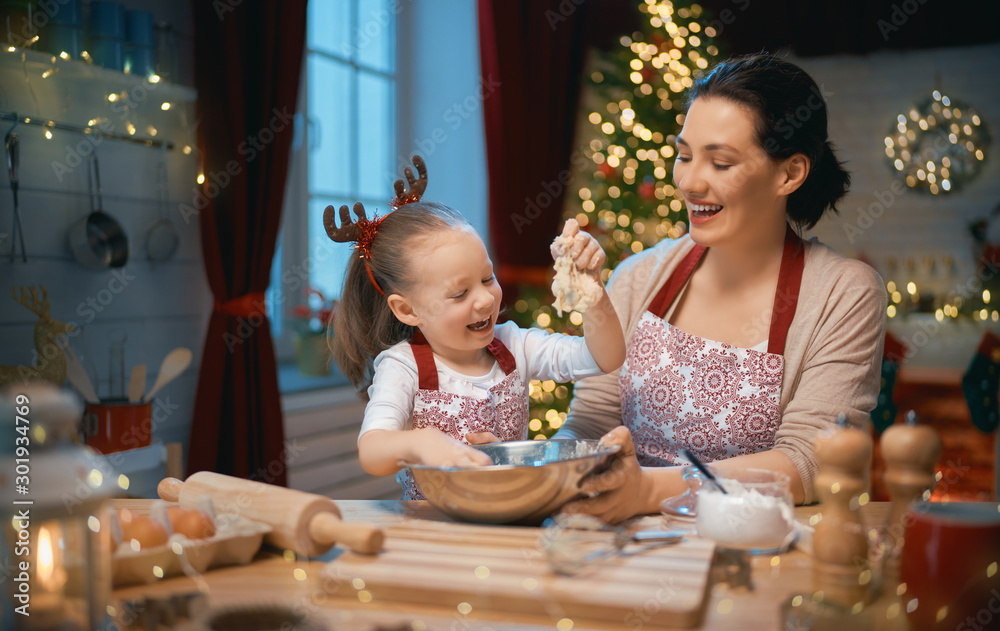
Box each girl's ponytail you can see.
[331,253,413,398]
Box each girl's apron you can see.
[619,225,805,466]
[399,331,529,499]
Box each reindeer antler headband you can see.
[323,155,428,296]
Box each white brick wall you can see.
[0,0,203,460]
[793,43,1000,367]
[794,44,1000,304]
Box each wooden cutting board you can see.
[321,519,716,628]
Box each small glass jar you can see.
[695,468,796,554]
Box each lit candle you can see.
[25,525,67,630]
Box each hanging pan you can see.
[68,154,130,270]
[145,156,179,261]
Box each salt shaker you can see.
[879,410,941,582]
[812,413,873,609]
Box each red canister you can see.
[82,400,152,454]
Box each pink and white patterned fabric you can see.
[620,315,783,465]
[400,333,528,500]
[620,224,805,466]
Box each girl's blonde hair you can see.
[330,201,474,398]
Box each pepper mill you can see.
[879,410,941,583]
[812,414,873,609]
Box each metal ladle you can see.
[68,154,130,270]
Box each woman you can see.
[555,53,887,523]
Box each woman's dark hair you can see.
[331,201,474,398]
[687,53,850,229]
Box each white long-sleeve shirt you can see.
[360,322,603,439]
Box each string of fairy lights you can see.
[882,92,992,321]
[515,0,718,438]
[884,90,989,195]
[884,280,998,323]
[1,42,191,156]
[573,0,719,267]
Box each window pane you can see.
[308,55,352,196]
[267,230,284,336]
[309,197,356,300]
[357,72,394,200]
[307,1,350,59]
[356,0,395,73]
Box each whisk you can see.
[540,513,686,575]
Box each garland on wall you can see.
[884,90,990,195]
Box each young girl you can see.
[329,156,626,500]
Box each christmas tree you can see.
[512,0,723,438]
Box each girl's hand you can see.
[466,431,500,445]
[416,428,493,467]
[552,219,606,283]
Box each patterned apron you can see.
[619,224,805,466]
[399,331,529,499]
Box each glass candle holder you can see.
[1,382,119,630]
[695,468,796,554]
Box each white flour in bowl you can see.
[695,478,796,551]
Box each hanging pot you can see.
[145,156,179,261]
[68,154,129,270]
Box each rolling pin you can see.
[157,472,384,556]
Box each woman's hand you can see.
[560,426,657,524]
[552,218,606,284]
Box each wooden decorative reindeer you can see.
[0,285,75,389]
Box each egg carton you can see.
[110,501,272,587]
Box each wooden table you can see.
[113,500,912,631]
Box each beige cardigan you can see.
[559,233,887,504]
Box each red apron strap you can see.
[486,336,518,376]
[766,224,806,356]
[409,330,439,390]
[648,243,707,317]
[410,330,517,388]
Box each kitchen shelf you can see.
[0,45,196,150]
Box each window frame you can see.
[272,0,402,365]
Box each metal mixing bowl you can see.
[407,439,620,524]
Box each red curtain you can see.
[477,0,591,291]
[186,0,306,485]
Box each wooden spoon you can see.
[127,364,146,403]
[144,348,192,402]
[58,338,99,403]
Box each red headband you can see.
[323,155,428,297]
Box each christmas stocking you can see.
[871,331,908,434]
[961,330,1000,433]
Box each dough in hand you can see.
[550,235,602,317]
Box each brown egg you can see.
[166,505,184,525]
[118,509,168,550]
[169,508,216,540]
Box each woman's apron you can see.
[399,331,529,499]
[619,225,805,466]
